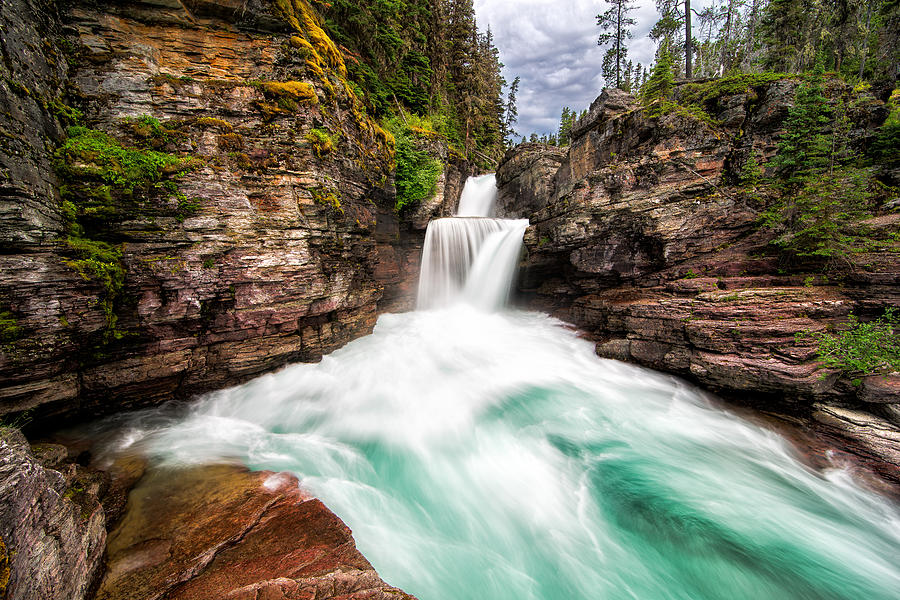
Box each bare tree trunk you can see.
[685,0,693,78]
[858,1,873,81]
[720,0,735,75]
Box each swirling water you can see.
[96,177,900,599]
[103,306,900,600]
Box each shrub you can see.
[800,308,900,377]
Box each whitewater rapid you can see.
[97,306,900,600]
[90,175,900,599]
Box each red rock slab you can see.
[96,465,416,600]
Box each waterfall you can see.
[416,174,528,310]
[86,180,900,600]
[455,172,499,217]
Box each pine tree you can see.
[651,0,684,75]
[623,59,634,91]
[597,0,637,89]
[641,51,675,113]
[502,76,521,144]
[773,63,831,186]
[559,107,578,145]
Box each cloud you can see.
[474,0,662,137]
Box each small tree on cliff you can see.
[597,0,637,90]
[641,51,675,115]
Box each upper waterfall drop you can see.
[455,173,499,217]
[416,175,527,311]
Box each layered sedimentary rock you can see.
[498,83,899,480]
[96,464,416,600]
[0,428,106,600]
[0,0,459,424]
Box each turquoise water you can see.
[109,307,900,600]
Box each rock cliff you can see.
[0,0,462,425]
[497,82,900,482]
[0,428,106,600]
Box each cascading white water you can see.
[87,176,900,600]
[416,174,528,310]
[455,172,499,217]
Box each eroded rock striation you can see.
[0,428,106,600]
[0,0,463,424]
[96,464,417,600]
[498,83,900,482]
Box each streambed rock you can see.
[96,464,416,600]
[0,428,106,600]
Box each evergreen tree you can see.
[502,76,521,144]
[623,59,634,91]
[597,0,637,89]
[558,107,578,145]
[651,0,685,75]
[773,63,831,186]
[641,51,675,112]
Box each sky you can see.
[474,0,663,137]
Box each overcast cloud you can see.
[474,0,662,137]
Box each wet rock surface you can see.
[96,463,417,600]
[0,428,106,600]
[498,84,900,483]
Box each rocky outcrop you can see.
[495,143,565,218]
[96,463,417,600]
[0,428,106,600]
[498,81,899,481]
[0,0,457,424]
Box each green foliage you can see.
[56,126,192,194]
[596,0,637,90]
[772,67,831,186]
[800,309,900,377]
[677,72,791,107]
[45,99,83,126]
[0,310,23,343]
[641,51,675,115]
[869,89,900,168]
[769,166,873,259]
[312,188,343,214]
[384,116,443,212]
[65,236,126,335]
[306,128,337,158]
[740,149,764,186]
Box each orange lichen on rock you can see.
[261,81,318,104]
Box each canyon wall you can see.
[0,0,460,425]
[498,82,900,482]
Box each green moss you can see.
[45,98,83,126]
[65,236,126,336]
[217,133,243,151]
[678,72,792,107]
[312,189,343,214]
[306,128,336,158]
[55,126,192,194]
[0,310,23,343]
[195,117,233,132]
[258,81,318,104]
[125,115,177,148]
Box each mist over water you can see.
[98,177,900,599]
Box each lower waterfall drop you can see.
[417,174,528,310]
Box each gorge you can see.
[1,0,899,599]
